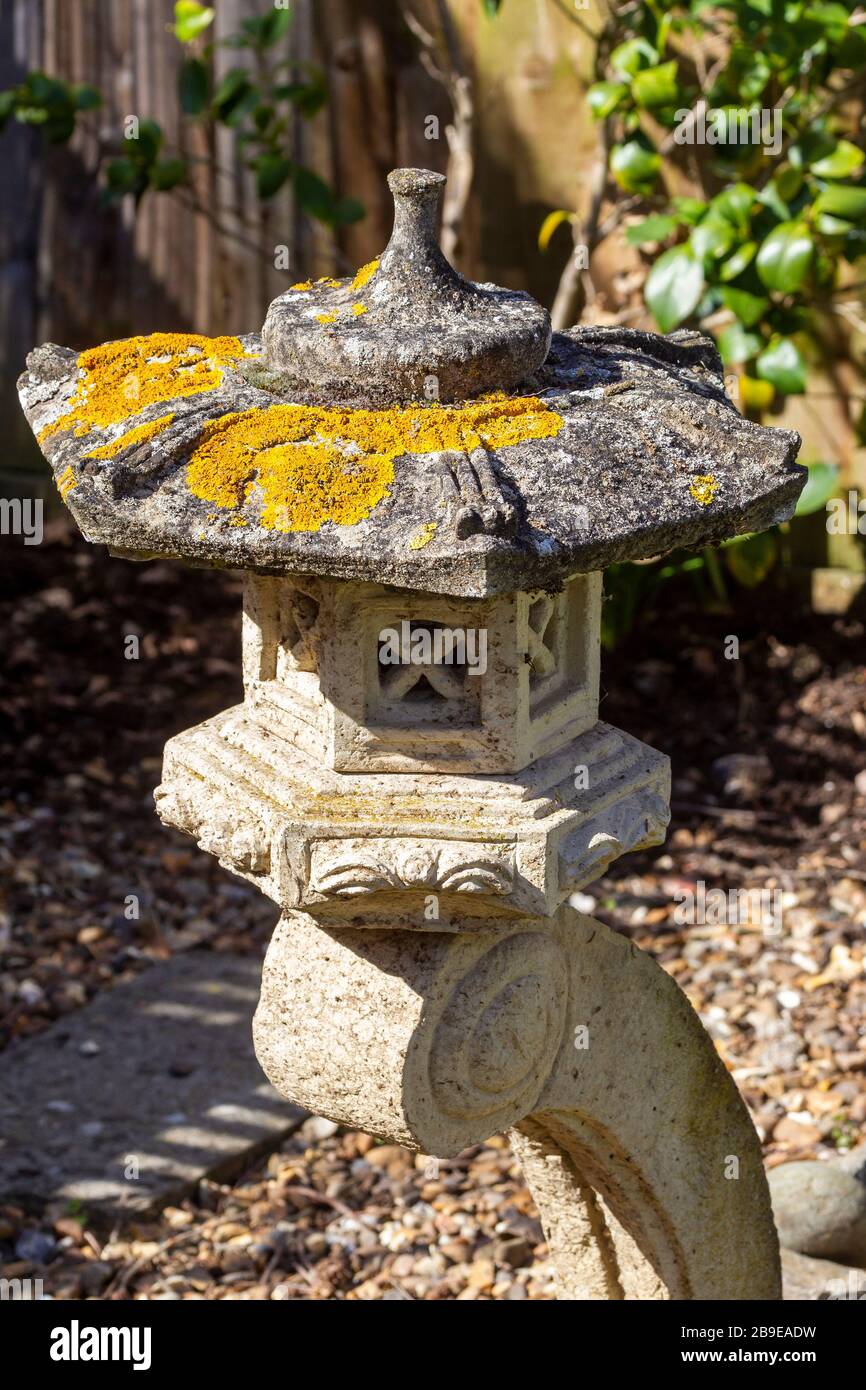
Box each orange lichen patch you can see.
[290,280,313,291]
[351,259,379,291]
[56,465,77,500]
[690,474,718,506]
[38,334,256,444]
[351,304,368,317]
[316,313,339,325]
[185,394,564,534]
[84,412,175,460]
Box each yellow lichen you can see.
[351,259,379,291]
[316,313,339,325]
[38,333,255,444]
[56,465,77,500]
[690,474,718,506]
[185,394,564,534]
[352,304,368,317]
[84,412,175,460]
[291,280,313,292]
[409,521,437,549]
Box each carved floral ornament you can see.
[308,837,514,899]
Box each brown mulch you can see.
[1,521,864,1298]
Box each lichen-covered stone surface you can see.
[262,169,551,406]
[18,324,804,600]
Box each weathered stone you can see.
[17,170,804,600]
[769,1161,866,1266]
[15,165,790,1299]
[0,954,305,1217]
[253,906,779,1300]
[262,168,552,406]
[16,323,802,598]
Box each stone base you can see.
[253,904,781,1300]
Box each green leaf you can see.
[44,110,75,144]
[813,184,866,221]
[73,84,101,112]
[538,209,573,252]
[481,0,503,15]
[179,57,209,114]
[127,116,162,161]
[212,68,256,124]
[794,461,838,516]
[719,240,757,281]
[756,221,814,292]
[173,1,214,43]
[717,322,761,365]
[276,69,328,118]
[610,38,658,77]
[756,337,807,394]
[253,153,292,199]
[810,140,864,179]
[332,196,364,226]
[293,164,337,219]
[774,165,803,202]
[258,7,293,48]
[815,212,855,236]
[671,196,708,226]
[724,531,776,589]
[690,216,735,262]
[586,80,629,119]
[632,61,680,109]
[610,138,660,193]
[719,286,769,327]
[803,3,852,41]
[150,156,187,191]
[625,214,679,245]
[645,246,705,333]
[756,183,790,223]
[711,183,756,231]
[104,157,144,197]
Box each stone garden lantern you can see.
[20,168,806,1300]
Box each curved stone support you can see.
[253,905,780,1300]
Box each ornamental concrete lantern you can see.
[20,168,806,1300]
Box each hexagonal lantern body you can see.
[242,571,601,774]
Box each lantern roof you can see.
[18,168,804,599]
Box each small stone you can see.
[305,1232,328,1259]
[773,1116,822,1147]
[769,1161,866,1265]
[836,1145,866,1182]
[79,1260,114,1296]
[494,1235,534,1268]
[301,1116,339,1142]
[14,1230,56,1264]
[466,1257,495,1290]
[711,753,772,800]
[366,1145,409,1169]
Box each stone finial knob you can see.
[260,166,551,405]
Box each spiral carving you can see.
[427,932,568,1138]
